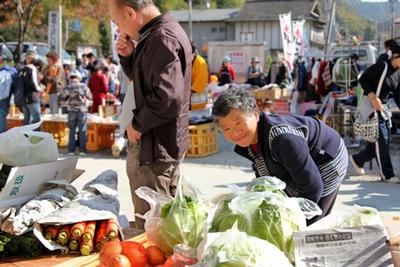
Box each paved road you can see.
[68,133,400,223]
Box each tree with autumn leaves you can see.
[0,0,244,63]
[0,0,110,62]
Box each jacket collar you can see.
[139,13,173,41]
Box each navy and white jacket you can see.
[235,112,343,204]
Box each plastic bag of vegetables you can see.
[307,205,384,230]
[136,175,212,255]
[210,177,321,263]
[195,226,293,267]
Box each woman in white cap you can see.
[217,56,236,86]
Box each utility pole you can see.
[324,0,336,58]
[58,0,63,64]
[390,0,395,38]
[188,0,193,41]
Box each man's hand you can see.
[116,33,135,57]
[126,123,142,144]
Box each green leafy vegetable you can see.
[152,195,208,254]
[210,191,306,263]
[201,228,293,267]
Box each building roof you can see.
[227,0,325,23]
[169,8,240,22]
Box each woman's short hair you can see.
[212,87,259,118]
[46,51,59,62]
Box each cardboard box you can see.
[294,225,393,267]
[0,158,79,209]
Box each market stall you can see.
[5,115,118,152]
[0,124,399,267]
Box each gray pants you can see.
[126,142,181,229]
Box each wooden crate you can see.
[86,123,117,151]
[41,121,69,147]
[187,122,218,158]
[273,99,290,114]
[6,118,23,129]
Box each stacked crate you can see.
[187,122,218,158]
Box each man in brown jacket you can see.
[109,0,193,229]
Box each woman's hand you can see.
[368,92,383,111]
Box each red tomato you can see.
[99,241,123,265]
[146,246,166,265]
[121,241,148,267]
[107,254,132,267]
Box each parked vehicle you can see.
[328,42,377,70]
[6,42,73,65]
[0,43,13,62]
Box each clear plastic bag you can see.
[196,226,293,267]
[0,122,58,166]
[136,175,212,255]
[307,205,384,230]
[210,177,321,263]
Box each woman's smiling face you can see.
[218,109,259,147]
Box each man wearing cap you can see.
[218,56,235,86]
[60,70,92,155]
[246,56,263,87]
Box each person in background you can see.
[76,58,89,84]
[81,53,89,68]
[191,47,209,110]
[109,0,193,229]
[0,56,17,133]
[118,67,131,104]
[19,51,43,128]
[43,51,65,114]
[88,62,109,113]
[86,53,97,71]
[213,88,348,225]
[350,44,400,184]
[105,55,119,95]
[218,56,235,86]
[60,70,92,155]
[377,39,397,62]
[246,56,263,87]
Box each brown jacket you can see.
[120,13,193,165]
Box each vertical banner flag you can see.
[279,12,295,71]
[48,11,60,53]
[292,19,309,59]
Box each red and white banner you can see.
[279,12,296,71]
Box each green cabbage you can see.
[150,195,209,254]
[210,191,306,263]
[200,228,293,267]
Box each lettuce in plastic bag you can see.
[136,176,210,254]
[198,227,293,267]
[308,205,384,231]
[210,191,307,263]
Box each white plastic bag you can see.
[136,175,212,255]
[0,122,58,166]
[196,226,293,267]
